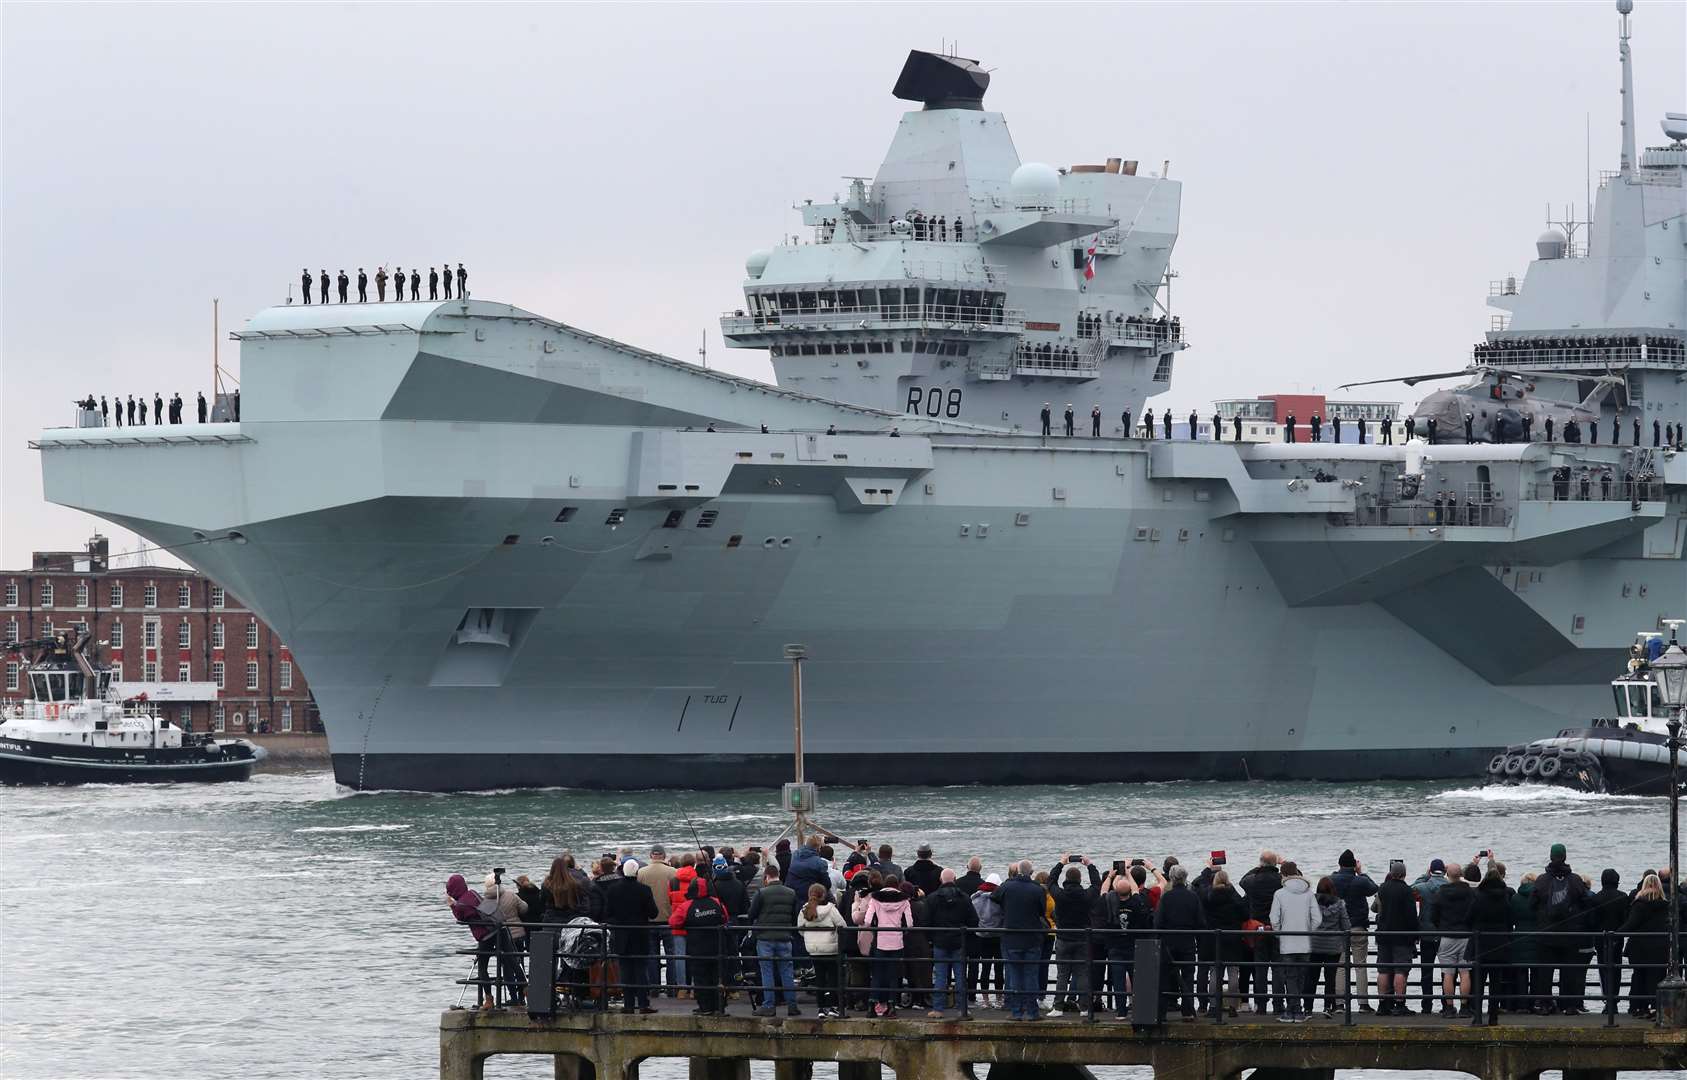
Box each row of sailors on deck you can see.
[1525,415,1684,449]
[1074,313,1182,341]
[297,263,468,305]
[76,391,235,427]
[821,212,966,243]
[1472,334,1682,363]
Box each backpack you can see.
[1543,874,1580,929]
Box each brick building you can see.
[2,535,318,735]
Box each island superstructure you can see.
[34,6,1685,791]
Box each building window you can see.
[178,583,191,608]
[213,704,225,733]
[250,705,264,732]
[4,619,16,644]
[143,583,157,608]
[279,660,293,690]
[109,621,123,648]
[281,702,293,732]
[211,622,224,649]
[178,706,192,731]
[177,621,191,649]
[41,621,53,638]
[110,662,123,682]
[246,661,259,690]
[142,619,159,649]
[109,582,122,607]
[76,582,89,607]
[3,581,16,607]
[246,620,258,649]
[211,661,225,689]
[211,586,225,609]
[142,660,158,683]
[4,663,17,692]
[41,582,54,608]
[177,661,190,682]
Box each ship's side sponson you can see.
[230,299,991,433]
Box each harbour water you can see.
[0,770,1669,1080]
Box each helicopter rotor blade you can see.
[1336,370,1474,390]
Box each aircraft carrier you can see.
[35,3,1686,791]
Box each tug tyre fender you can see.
[1503,754,1524,778]
[1536,756,1563,780]
[1520,755,1542,777]
[1487,754,1509,775]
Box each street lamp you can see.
[1652,620,1687,1027]
[782,644,812,845]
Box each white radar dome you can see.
[1535,229,1567,260]
[1010,162,1060,209]
[745,249,772,279]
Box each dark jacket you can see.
[1331,867,1378,928]
[1202,884,1250,963]
[924,882,979,950]
[711,870,749,921]
[955,870,984,897]
[1374,878,1419,938]
[600,875,658,953]
[904,858,944,897]
[1620,897,1670,964]
[992,874,1052,948]
[1590,884,1632,937]
[1310,894,1351,955]
[1049,863,1102,941]
[1153,883,1207,958]
[682,890,731,958]
[1239,864,1282,924]
[749,881,798,942]
[1509,882,1540,965]
[1433,880,1476,934]
[1102,890,1154,957]
[1469,878,1514,960]
[785,845,831,900]
[1533,861,1591,936]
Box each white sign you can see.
[113,681,220,702]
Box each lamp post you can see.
[1652,619,1687,1027]
[784,644,809,845]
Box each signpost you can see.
[782,644,816,845]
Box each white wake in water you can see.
[292,823,414,833]
[1432,785,1647,804]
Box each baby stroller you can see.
[555,917,610,1011]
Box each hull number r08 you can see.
[906,387,962,418]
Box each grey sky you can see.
[3,1,1682,568]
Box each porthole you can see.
[779,537,793,548]
[763,537,777,549]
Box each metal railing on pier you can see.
[450,920,1676,1029]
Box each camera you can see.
[493,866,505,884]
[1068,854,1083,864]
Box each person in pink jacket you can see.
[857,874,914,1016]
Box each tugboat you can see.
[1484,621,1687,796]
[0,630,265,784]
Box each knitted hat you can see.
[1430,858,1445,873]
[1338,849,1356,869]
[1550,843,1567,862]
[1602,869,1619,889]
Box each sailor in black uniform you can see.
[1381,417,1393,445]
[1212,411,1221,440]
[1544,416,1553,442]
[357,268,368,303]
[99,396,109,425]
[442,263,452,300]
[318,270,329,306]
[429,266,440,300]
[1655,419,1662,447]
[1063,404,1074,437]
[456,263,467,298]
[1233,414,1242,442]
[1310,413,1322,442]
[301,268,313,304]
[411,268,420,299]
[197,392,207,423]
[1464,413,1475,443]
[394,267,405,301]
[1162,410,1171,440]
[1188,410,1198,440]
[1633,416,1641,446]
[1040,403,1051,437]
[1357,416,1367,445]
[1091,405,1102,437]
[1284,413,1296,443]
[1405,415,1416,441]
[337,270,349,303]
[1143,408,1154,439]
[1610,416,1618,445]
[1121,408,1132,438]
[152,393,163,425]
[1427,417,1437,442]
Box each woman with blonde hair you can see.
[1619,874,1669,1018]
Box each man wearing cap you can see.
[905,845,944,897]
[1532,843,1591,1014]
[1331,850,1378,1012]
[1063,404,1074,437]
[1040,403,1051,437]
[1373,860,1419,1015]
[638,847,681,997]
[1411,858,1449,1014]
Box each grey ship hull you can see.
[36,301,1684,791]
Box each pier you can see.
[439,1001,1687,1080]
